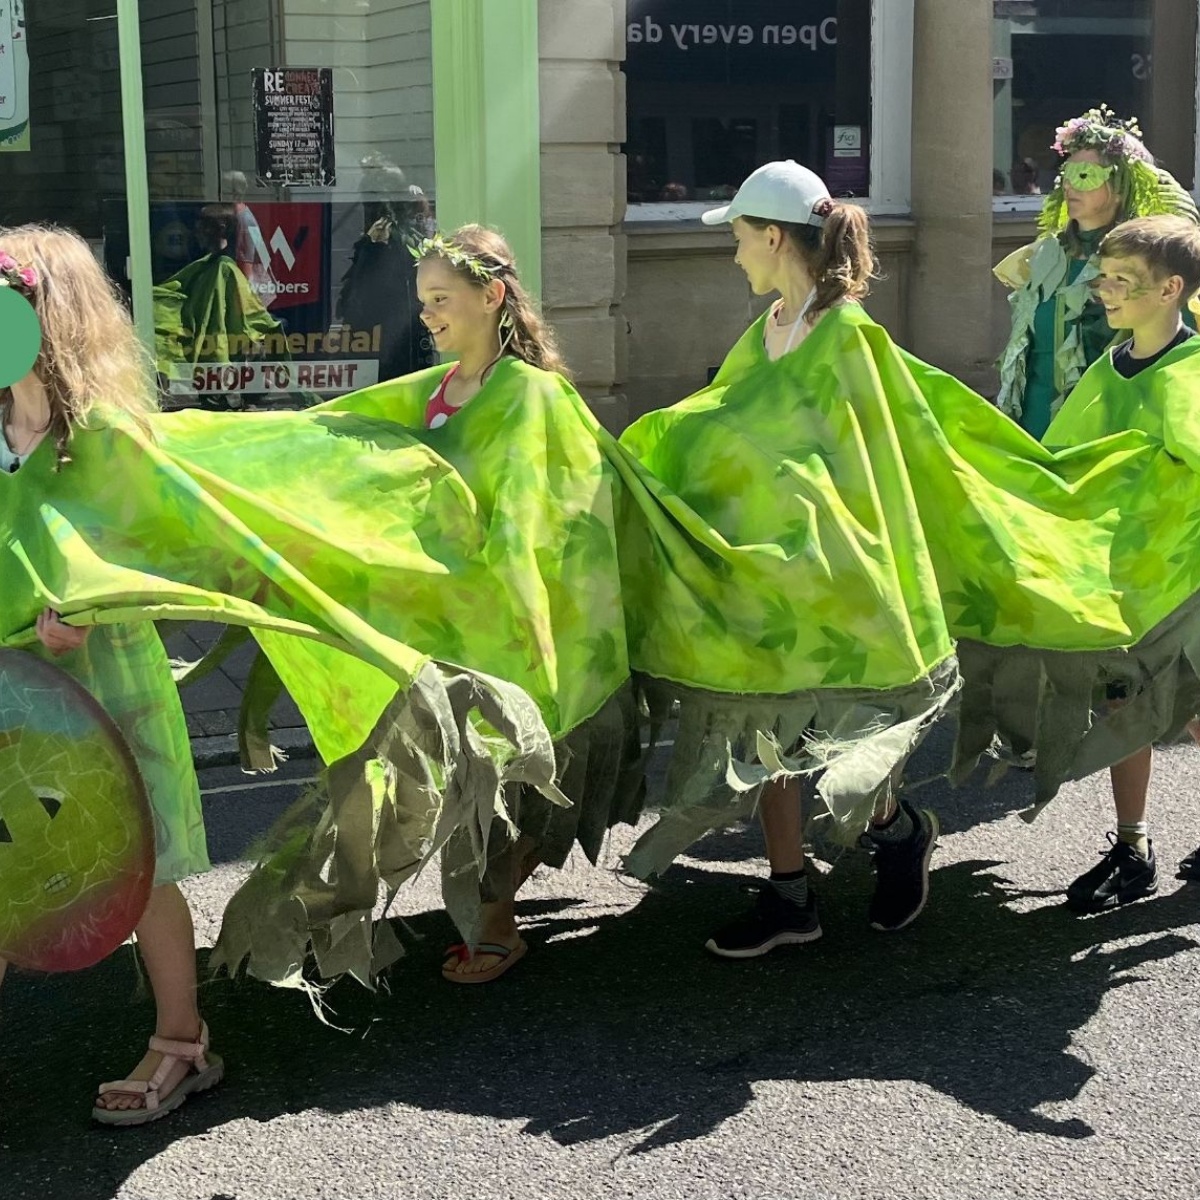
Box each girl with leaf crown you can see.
[995,105,1198,439]
[312,224,644,985]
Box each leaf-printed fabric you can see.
[0,358,640,986]
[609,304,1200,859]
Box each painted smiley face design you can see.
[0,286,42,388]
[0,649,154,972]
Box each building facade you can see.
[3,1,1197,425]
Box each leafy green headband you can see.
[409,233,503,284]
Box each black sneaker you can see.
[1177,844,1200,882]
[705,884,822,959]
[1066,834,1158,913]
[866,802,939,932]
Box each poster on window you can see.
[0,0,30,152]
[253,67,336,188]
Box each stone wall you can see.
[538,0,628,431]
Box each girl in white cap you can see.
[620,161,946,958]
[703,159,875,362]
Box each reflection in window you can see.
[992,0,1197,197]
[623,0,872,205]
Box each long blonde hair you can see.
[0,224,156,466]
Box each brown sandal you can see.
[441,939,528,984]
[92,1020,224,1126]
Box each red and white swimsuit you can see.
[424,365,461,429]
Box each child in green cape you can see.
[1044,215,1200,910]
[620,162,947,959]
[0,226,221,1124]
[408,226,641,983]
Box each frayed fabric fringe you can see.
[623,659,961,879]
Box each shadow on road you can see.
[3,847,1197,1198]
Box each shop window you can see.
[624,0,902,218]
[993,0,1198,207]
[0,1,124,247]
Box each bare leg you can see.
[444,835,536,978]
[759,777,805,873]
[94,883,202,1112]
[1111,745,1153,829]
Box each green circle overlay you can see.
[0,287,43,388]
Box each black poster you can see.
[253,67,336,188]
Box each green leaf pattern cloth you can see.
[611,304,1200,861]
[0,360,638,985]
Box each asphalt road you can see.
[4,730,1200,1200]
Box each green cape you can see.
[154,254,284,375]
[611,305,1200,865]
[0,359,640,987]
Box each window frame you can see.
[623,0,914,224]
[992,3,1200,215]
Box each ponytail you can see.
[741,202,877,324]
[807,202,876,323]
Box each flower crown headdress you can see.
[0,251,39,296]
[409,233,503,283]
[1037,104,1199,237]
[1052,105,1152,164]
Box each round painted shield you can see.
[0,648,155,971]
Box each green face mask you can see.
[1061,160,1116,192]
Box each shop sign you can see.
[164,359,380,399]
[625,1,840,85]
[253,67,336,187]
[825,124,867,196]
[0,0,30,152]
[238,202,325,313]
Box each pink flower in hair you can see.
[0,252,17,273]
[17,267,37,289]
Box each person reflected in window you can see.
[223,169,277,307]
[336,155,436,385]
[153,203,284,410]
[1011,156,1042,196]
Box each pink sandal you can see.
[92,1020,224,1126]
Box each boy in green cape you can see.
[1045,215,1200,910]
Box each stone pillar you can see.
[1149,0,1197,190]
[539,0,627,430]
[909,0,995,391]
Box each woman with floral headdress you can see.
[995,105,1198,440]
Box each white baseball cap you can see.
[701,160,832,227]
